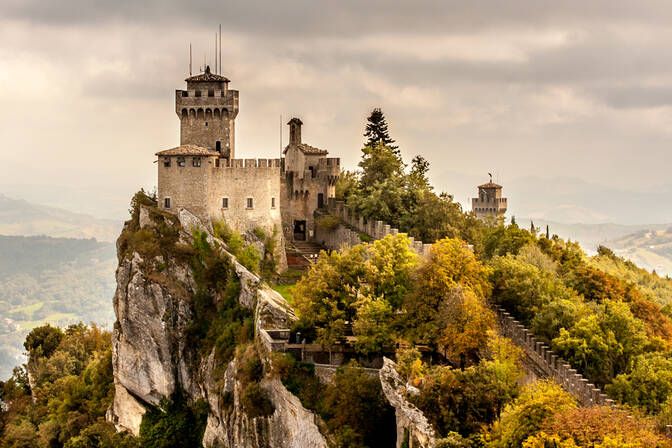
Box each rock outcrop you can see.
[379,358,436,448]
[108,206,326,447]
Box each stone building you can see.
[471,180,507,219]
[156,67,339,246]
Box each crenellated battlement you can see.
[218,158,282,168]
[496,307,614,408]
[318,198,433,257]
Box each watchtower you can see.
[472,179,507,219]
[175,66,239,159]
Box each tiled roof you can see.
[478,182,503,189]
[284,143,329,155]
[156,145,219,156]
[185,66,230,83]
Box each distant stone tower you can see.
[175,66,239,159]
[472,177,507,219]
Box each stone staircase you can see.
[285,240,326,269]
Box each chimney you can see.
[288,118,303,145]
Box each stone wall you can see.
[379,358,436,448]
[318,198,433,257]
[208,158,283,236]
[158,155,212,220]
[158,157,284,237]
[496,307,614,407]
[281,157,339,243]
[175,88,238,156]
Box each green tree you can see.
[607,352,672,414]
[320,365,396,448]
[358,142,404,190]
[483,380,576,448]
[139,391,208,448]
[363,108,398,154]
[404,238,490,346]
[353,295,395,355]
[489,256,577,325]
[552,300,648,385]
[412,360,520,438]
[483,224,535,259]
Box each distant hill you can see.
[603,227,672,276]
[0,194,122,242]
[519,219,669,252]
[505,176,672,225]
[0,235,117,379]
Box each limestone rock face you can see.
[200,353,328,448]
[108,207,322,447]
[379,357,436,448]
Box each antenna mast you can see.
[219,24,222,75]
[189,43,192,75]
[214,33,217,75]
[280,115,283,158]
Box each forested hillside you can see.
[0,235,116,379]
[0,194,121,242]
[3,110,672,447]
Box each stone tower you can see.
[472,179,507,219]
[175,66,239,159]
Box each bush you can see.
[316,215,341,231]
[139,391,208,447]
[238,244,262,273]
[241,382,275,418]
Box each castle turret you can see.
[175,66,239,159]
[288,118,303,145]
[472,179,507,220]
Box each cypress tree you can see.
[364,108,399,154]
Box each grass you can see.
[272,284,296,304]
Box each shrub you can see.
[139,391,208,447]
[316,215,341,231]
[241,382,275,418]
[253,226,267,240]
[238,244,262,273]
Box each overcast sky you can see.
[2,1,672,219]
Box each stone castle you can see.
[471,180,507,219]
[156,66,506,248]
[156,66,339,244]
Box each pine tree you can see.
[546,225,550,239]
[364,108,399,154]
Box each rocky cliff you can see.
[107,204,328,448]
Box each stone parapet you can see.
[220,158,282,168]
[322,198,432,257]
[495,306,610,407]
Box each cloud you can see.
[2,1,672,222]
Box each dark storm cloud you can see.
[7,0,672,36]
[4,0,672,223]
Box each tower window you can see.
[222,197,229,209]
[208,89,214,97]
[216,141,221,152]
[164,197,171,209]
[195,90,201,97]
[177,157,185,167]
[246,198,254,209]
[271,197,276,209]
[163,157,171,167]
[205,122,208,127]
[192,157,201,167]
